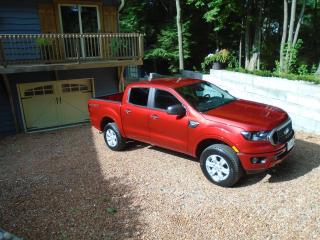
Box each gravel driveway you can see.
[0,124,319,239]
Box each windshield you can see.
[176,82,235,112]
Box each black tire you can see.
[103,123,127,151]
[200,144,243,187]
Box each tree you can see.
[176,0,184,71]
[280,0,306,72]
[246,0,264,71]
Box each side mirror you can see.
[167,104,186,117]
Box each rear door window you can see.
[128,88,150,106]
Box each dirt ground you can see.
[0,124,319,239]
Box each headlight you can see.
[241,131,270,141]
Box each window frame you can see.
[127,87,152,108]
[58,3,102,58]
[151,88,182,112]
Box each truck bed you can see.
[97,92,124,103]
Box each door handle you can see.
[56,97,59,104]
[125,109,132,114]
[151,114,159,120]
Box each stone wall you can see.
[182,70,320,134]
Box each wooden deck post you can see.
[2,74,19,132]
[118,66,125,91]
[0,38,6,67]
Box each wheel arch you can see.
[195,138,233,158]
[100,117,115,131]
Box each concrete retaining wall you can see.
[182,70,320,134]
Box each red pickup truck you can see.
[88,78,295,187]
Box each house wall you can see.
[0,0,42,34]
[7,67,118,132]
[0,79,15,136]
[0,0,119,34]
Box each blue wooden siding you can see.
[0,80,15,136]
[0,1,41,34]
[7,67,118,132]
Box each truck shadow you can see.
[125,141,198,162]
[0,126,144,239]
[237,139,320,187]
[122,138,319,187]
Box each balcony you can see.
[0,33,144,74]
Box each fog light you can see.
[251,157,267,164]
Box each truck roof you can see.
[127,78,202,89]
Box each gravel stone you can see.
[0,124,319,239]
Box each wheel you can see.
[200,144,243,187]
[103,123,126,151]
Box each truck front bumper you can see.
[238,137,295,173]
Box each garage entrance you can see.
[18,79,93,131]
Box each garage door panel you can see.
[22,97,60,129]
[59,79,92,125]
[18,79,93,131]
[60,93,91,125]
[19,82,60,129]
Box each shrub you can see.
[201,49,230,71]
[230,68,320,84]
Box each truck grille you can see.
[270,119,294,145]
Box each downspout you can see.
[118,0,125,12]
[117,0,125,31]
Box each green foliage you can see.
[274,60,281,73]
[285,39,304,73]
[119,0,320,75]
[297,64,309,75]
[36,38,54,46]
[187,0,240,31]
[311,64,318,74]
[227,52,239,69]
[119,1,147,33]
[106,207,117,215]
[231,68,320,84]
[145,22,191,72]
[201,49,230,71]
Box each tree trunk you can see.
[292,0,306,47]
[284,0,297,72]
[239,35,242,68]
[316,61,320,75]
[175,0,184,71]
[280,0,288,72]
[248,0,263,71]
[245,26,250,69]
[247,26,261,71]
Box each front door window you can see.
[60,5,101,58]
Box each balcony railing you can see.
[0,33,144,67]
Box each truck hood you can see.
[202,99,288,131]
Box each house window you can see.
[59,4,101,58]
[126,65,140,80]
